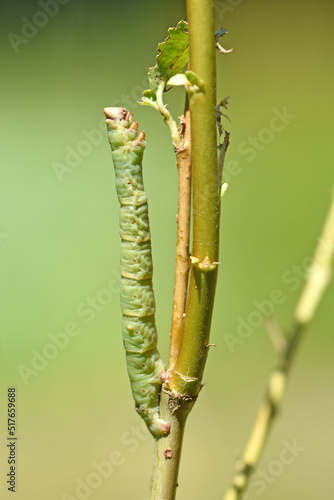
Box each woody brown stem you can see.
[169,99,191,368]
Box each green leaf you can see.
[140,89,158,110]
[167,74,189,86]
[147,20,189,94]
[167,71,205,94]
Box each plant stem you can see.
[222,194,334,500]
[169,99,191,368]
[294,193,334,325]
[222,324,304,500]
[148,390,192,500]
[218,131,230,188]
[149,1,220,498]
[169,0,219,397]
[156,82,182,148]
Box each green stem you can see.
[156,82,182,148]
[149,1,220,498]
[222,323,305,500]
[222,194,334,500]
[148,390,192,500]
[169,0,219,397]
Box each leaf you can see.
[167,71,204,94]
[140,89,159,109]
[167,74,189,86]
[147,20,189,94]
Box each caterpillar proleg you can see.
[104,107,170,437]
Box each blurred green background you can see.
[0,0,333,499]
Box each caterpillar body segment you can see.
[104,107,170,437]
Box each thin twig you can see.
[169,98,192,367]
[156,81,182,148]
[264,317,287,353]
[218,130,230,188]
[222,193,334,500]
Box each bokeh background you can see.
[1,1,333,499]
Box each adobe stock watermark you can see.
[195,106,295,213]
[52,126,107,182]
[7,0,72,54]
[244,439,306,499]
[61,421,149,500]
[222,255,311,353]
[215,0,244,20]
[223,106,296,185]
[52,77,148,183]
[17,270,121,385]
[0,233,9,245]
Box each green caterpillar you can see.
[104,107,170,437]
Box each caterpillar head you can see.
[104,107,145,150]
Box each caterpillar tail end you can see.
[147,416,170,438]
[136,404,170,438]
